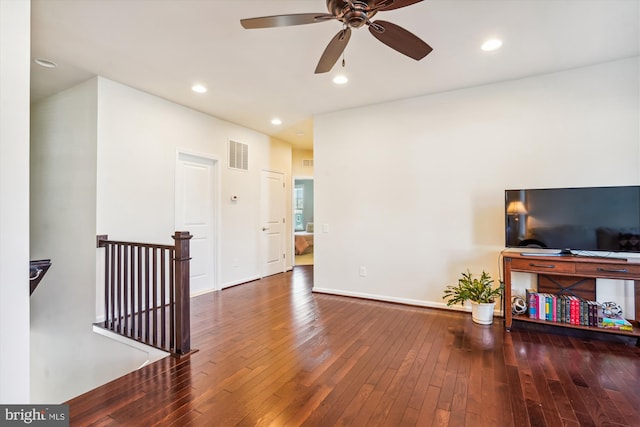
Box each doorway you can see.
[293,178,314,266]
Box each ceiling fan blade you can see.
[240,13,334,29]
[375,0,424,12]
[368,20,432,60]
[315,28,352,74]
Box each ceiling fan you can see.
[240,0,432,74]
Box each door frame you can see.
[175,150,221,293]
[292,175,314,266]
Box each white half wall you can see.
[30,80,154,403]
[313,58,640,312]
[0,0,30,404]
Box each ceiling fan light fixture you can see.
[481,38,503,52]
[333,74,349,85]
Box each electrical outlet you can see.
[359,266,366,277]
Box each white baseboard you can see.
[221,274,261,289]
[311,287,504,317]
[191,288,216,297]
[312,287,451,309]
[92,325,169,369]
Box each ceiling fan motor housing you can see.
[328,0,378,28]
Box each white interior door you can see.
[261,170,285,277]
[176,153,217,294]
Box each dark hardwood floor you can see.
[67,266,640,426]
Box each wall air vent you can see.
[229,140,248,171]
[302,159,314,168]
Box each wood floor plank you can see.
[547,379,579,424]
[605,389,640,427]
[65,266,640,426]
[465,346,483,416]
[416,384,442,426]
[407,315,449,411]
[433,408,450,426]
[366,313,427,425]
[299,309,407,425]
[505,364,530,427]
[383,315,443,425]
[486,380,513,427]
[369,346,419,425]
[530,363,563,426]
[435,341,461,411]
[333,383,374,426]
[281,384,333,427]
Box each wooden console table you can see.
[503,252,640,340]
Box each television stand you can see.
[503,252,640,345]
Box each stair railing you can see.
[96,232,192,355]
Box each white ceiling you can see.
[30,0,640,150]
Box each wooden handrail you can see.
[96,232,192,355]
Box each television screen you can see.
[505,186,640,254]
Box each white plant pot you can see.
[470,301,495,325]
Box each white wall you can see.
[96,77,292,289]
[30,80,154,403]
[0,0,30,404]
[313,58,640,313]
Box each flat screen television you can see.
[505,186,640,254]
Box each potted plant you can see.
[442,270,503,325]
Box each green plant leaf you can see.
[442,269,502,305]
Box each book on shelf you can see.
[597,302,603,327]
[526,289,537,319]
[570,297,579,325]
[517,291,633,332]
[601,317,633,331]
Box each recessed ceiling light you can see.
[333,74,349,85]
[191,84,207,93]
[271,118,282,126]
[34,58,57,69]
[481,38,503,52]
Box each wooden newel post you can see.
[173,231,192,355]
[96,234,108,248]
